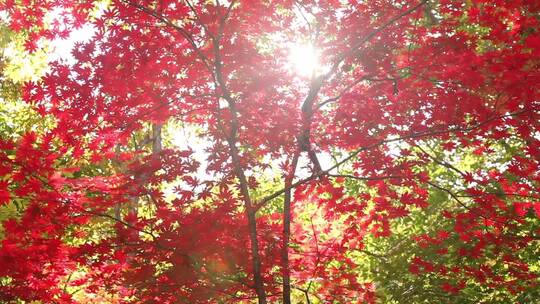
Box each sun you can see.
[288,43,320,77]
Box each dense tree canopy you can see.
[0,0,539,303]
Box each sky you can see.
[50,24,96,63]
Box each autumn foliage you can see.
[0,0,539,303]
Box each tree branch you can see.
[254,109,535,211]
[282,152,299,304]
[210,11,268,304]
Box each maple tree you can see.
[0,0,539,303]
